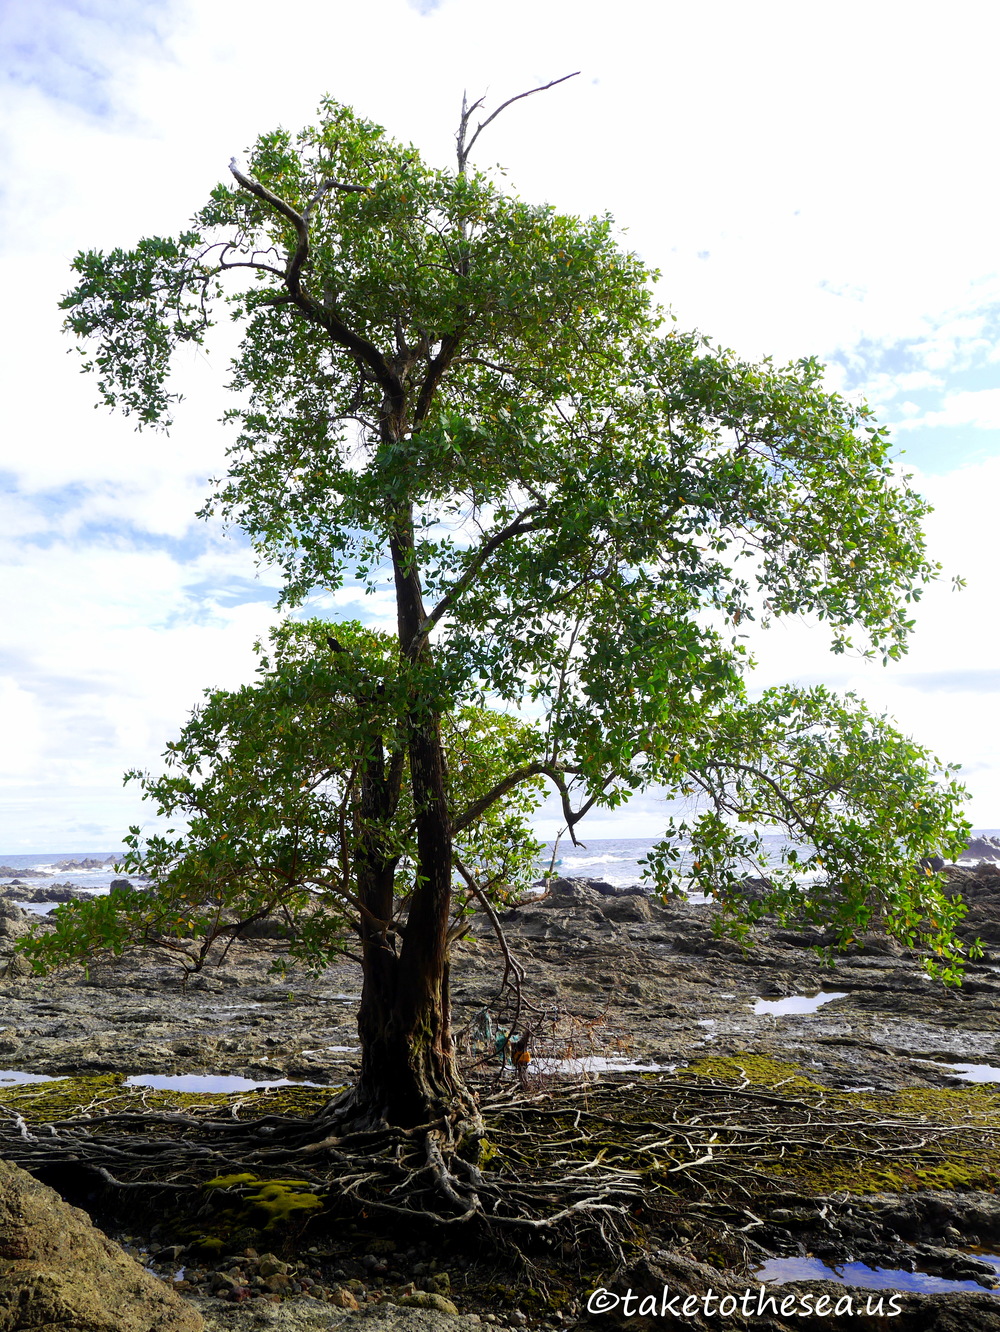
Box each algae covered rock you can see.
[399,1292,460,1314]
[193,1173,324,1244]
[0,1157,202,1332]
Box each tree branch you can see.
[452,762,552,835]
[456,73,580,174]
[694,760,818,835]
[228,160,398,401]
[543,766,609,846]
[414,501,548,650]
[453,857,526,1037]
[412,331,464,428]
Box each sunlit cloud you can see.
[3,0,1000,846]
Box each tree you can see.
[55,87,971,1158]
[23,619,545,1119]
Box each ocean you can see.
[0,853,123,892]
[3,831,997,893]
[541,835,786,887]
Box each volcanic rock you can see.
[0,1157,202,1331]
[943,864,1000,943]
[958,836,1000,862]
[1,882,92,903]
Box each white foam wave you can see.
[557,854,642,868]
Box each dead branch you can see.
[456,74,580,174]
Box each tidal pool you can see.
[125,1074,328,1092]
[299,1045,361,1055]
[753,991,847,1016]
[531,1055,679,1075]
[0,1070,55,1085]
[941,1062,1000,1084]
[755,1256,1000,1295]
[912,1058,1000,1084]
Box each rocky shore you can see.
[0,856,115,879]
[1,868,999,1329]
[3,867,1000,1093]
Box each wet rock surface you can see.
[4,867,1000,1326]
[3,868,1000,1091]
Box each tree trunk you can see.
[352,942,477,1132]
[338,506,480,1137]
[346,728,479,1133]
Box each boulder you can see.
[958,836,1000,863]
[2,882,91,903]
[232,915,293,941]
[542,876,638,906]
[945,862,1000,902]
[542,877,606,905]
[736,876,775,903]
[943,864,1000,943]
[0,952,33,979]
[597,894,653,923]
[0,1158,202,1331]
[0,901,31,941]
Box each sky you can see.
[2,0,1000,850]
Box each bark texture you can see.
[340,507,479,1134]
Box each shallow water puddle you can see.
[299,1045,360,1056]
[0,1069,333,1093]
[912,1058,1000,1084]
[754,991,847,1016]
[532,1055,679,1075]
[125,1074,328,1092]
[940,1062,1000,1083]
[755,1256,1000,1295]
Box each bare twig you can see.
[456,74,581,174]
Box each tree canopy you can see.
[22,620,545,977]
[48,91,973,1138]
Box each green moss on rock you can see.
[199,1172,324,1234]
[678,1054,824,1089]
[0,1074,336,1123]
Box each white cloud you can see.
[738,452,1000,827]
[898,388,1000,432]
[4,0,1000,846]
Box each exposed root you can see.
[1,1071,997,1250]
